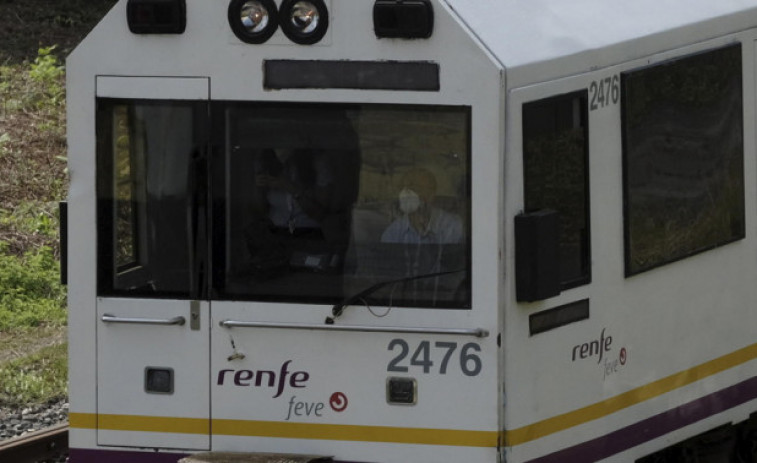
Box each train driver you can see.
[381,167,463,245]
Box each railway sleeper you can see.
[180,452,333,463]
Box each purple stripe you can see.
[527,375,757,462]
[70,448,189,463]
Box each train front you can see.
[65,1,505,462]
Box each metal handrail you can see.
[101,314,186,326]
[219,319,489,338]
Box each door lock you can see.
[190,301,201,331]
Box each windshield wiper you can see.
[326,269,465,324]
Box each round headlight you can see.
[228,0,278,44]
[280,0,329,45]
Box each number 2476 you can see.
[387,339,483,376]
[589,75,620,111]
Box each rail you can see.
[0,423,68,463]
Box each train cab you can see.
[66,1,757,462]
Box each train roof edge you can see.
[447,0,757,86]
[67,0,757,89]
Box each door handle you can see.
[101,313,186,326]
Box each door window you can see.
[97,100,208,297]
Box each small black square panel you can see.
[373,0,434,39]
[145,367,174,394]
[127,0,186,34]
[387,377,417,405]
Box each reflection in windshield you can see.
[220,103,471,308]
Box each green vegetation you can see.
[0,51,68,210]
[0,343,67,406]
[0,47,68,407]
[0,0,116,408]
[0,244,66,331]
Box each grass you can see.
[0,343,67,406]
[0,47,68,407]
[0,244,66,331]
[0,205,66,406]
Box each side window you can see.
[522,91,590,288]
[621,44,744,275]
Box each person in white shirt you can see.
[377,168,466,306]
[381,168,463,245]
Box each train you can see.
[64,0,757,461]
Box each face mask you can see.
[398,188,422,214]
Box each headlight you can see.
[228,0,279,44]
[279,0,329,45]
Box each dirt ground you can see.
[0,0,117,64]
[0,1,117,252]
[0,327,65,364]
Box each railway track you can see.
[0,422,68,463]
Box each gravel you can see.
[0,398,69,441]
[0,398,69,462]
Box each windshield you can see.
[96,100,471,309]
[218,103,471,308]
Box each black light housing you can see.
[373,0,434,39]
[229,0,279,44]
[59,201,67,285]
[279,0,329,45]
[515,209,561,302]
[145,367,174,394]
[127,0,186,34]
[387,377,417,405]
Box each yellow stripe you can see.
[214,419,498,447]
[98,414,209,434]
[505,341,757,446]
[69,412,97,429]
[70,413,497,447]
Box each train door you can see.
[94,76,211,450]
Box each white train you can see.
[65,0,757,461]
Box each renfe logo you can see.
[572,328,612,364]
[217,360,310,398]
[570,327,629,381]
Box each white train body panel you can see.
[66,0,757,462]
